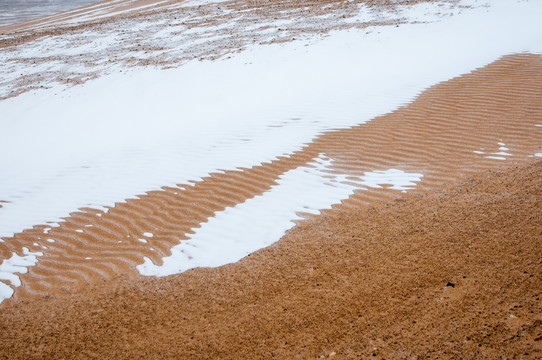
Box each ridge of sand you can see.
[1,160,540,359]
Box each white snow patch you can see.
[138,238,148,243]
[475,142,512,158]
[357,169,423,192]
[0,248,42,304]
[137,156,422,276]
[143,232,154,238]
[179,0,230,8]
[485,156,506,161]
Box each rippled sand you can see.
[1,52,541,303]
[1,127,540,359]
[0,1,541,357]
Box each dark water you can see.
[0,0,100,26]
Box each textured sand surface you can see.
[1,53,541,303]
[1,1,541,358]
[1,155,540,359]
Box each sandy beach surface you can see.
[0,0,541,358]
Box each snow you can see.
[357,169,423,192]
[65,1,169,23]
[137,155,422,276]
[178,0,231,8]
[1,0,541,242]
[474,141,513,159]
[0,248,42,304]
[0,0,541,278]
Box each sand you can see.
[2,52,541,303]
[1,159,540,359]
[0,52,541,358]
[0,0,541,358]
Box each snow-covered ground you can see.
[0,0,468,101]
[0,0,541,299]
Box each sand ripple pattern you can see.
[1,53,542,304]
